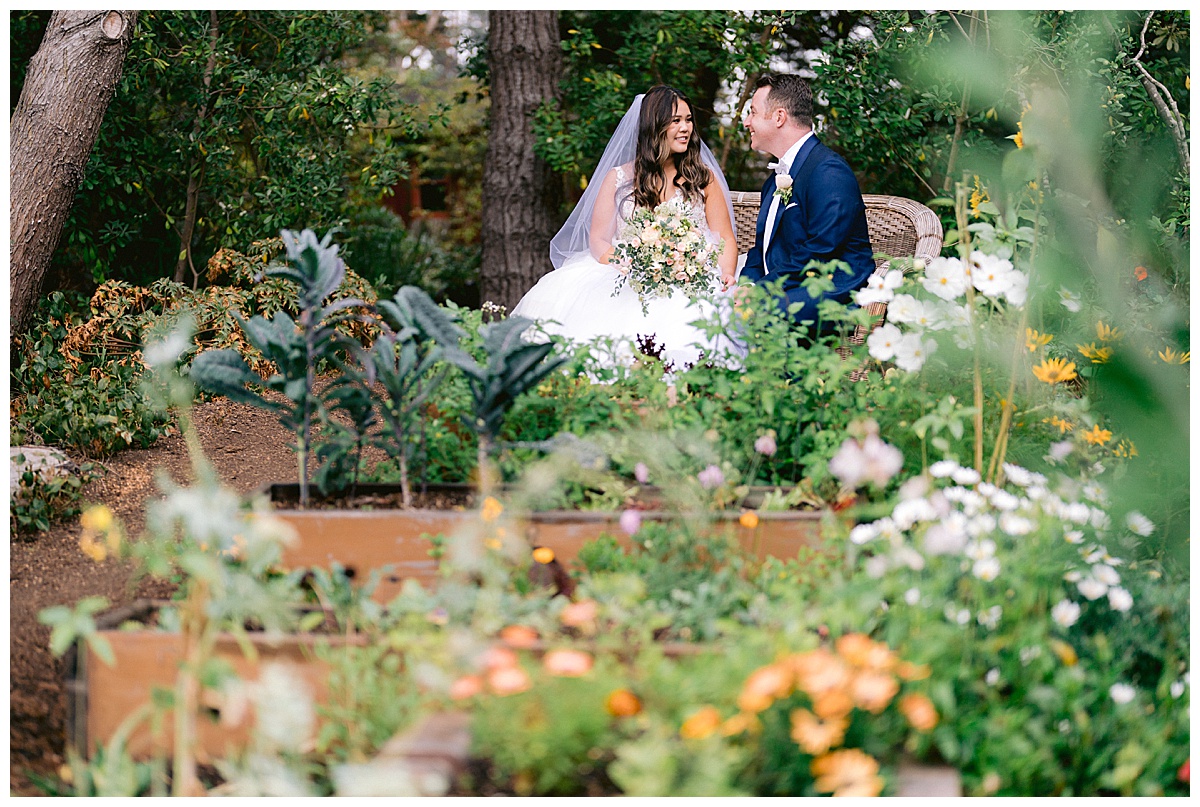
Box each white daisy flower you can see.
[951,466,982,486]
[923,517,968,555]
[1125,511,1155,537]
[1170,680,1186,699]
[849,522,880,545]
[1063,570,1083,583]
[1020,645,1041,664]
[930,460,961,479]
[892,497,938,529]
[965,513,997,537]
[990,489,1020,511]
[1059,286,1083,312]
[977,605,1003,629]
[1106,586,1133,612]
[1002,463,1034,487]
[1051,599,1081,628]
[973,556,1001,581]
[965,538,997,560]
[1091,564,1121,586]
[865,555,890,578]
[999,512,1035,536]
[985,668,1000,686]
[1077,577,1108,600]
[1109,683,1136,705]
[1063,529,1084,544]
[904,587,921,606]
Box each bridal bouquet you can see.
[610,196,723,314]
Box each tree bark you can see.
[10,11,137,335]
[480,10,563,312]
[175,10,220,288]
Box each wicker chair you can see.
[729,191,944,380]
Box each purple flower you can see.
[634,462,650,484]
[754,433,777,457]
[697,465,725,490]
[619,509,642,536]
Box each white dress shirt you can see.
[762,131,813,274]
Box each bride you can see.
[512,85,745,370]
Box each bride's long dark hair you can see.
[631,85,711,211]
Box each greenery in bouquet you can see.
[611,196,724,314]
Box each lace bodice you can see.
[613,164,710,236]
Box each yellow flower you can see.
[739,510,759,529]
[79,533,108,563]
[1025,328,1053,352]
[1044,416,1074,434]
[605,688,642,717]
[1081,424,1113,446]
[1012,126,1024,150]
[1032,357,1077,384]
[480,496,503,522]
[1159,347,1190,364]
[969,176,990,217]
[1095,321,1123,342]
[1076,342,1113,364]
[531,547,555,564]
[1113,439,1138,458]
[1049,639,1078,666]
[811,749,885,797]
[680,705,722,739]
[790,708,848,755]
[484,538,502,550]
[80,505,114,532]
[720,711,760,736]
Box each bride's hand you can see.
[720,271,736,290]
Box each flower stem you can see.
[955,178,985,472]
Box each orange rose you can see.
[836,633,896,671]
[737,662,794,713]
[850,670,899,713]
[899,692,939,731]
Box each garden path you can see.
[9,397,297,795]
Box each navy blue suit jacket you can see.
[740,137,876,334]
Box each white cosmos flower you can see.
[1107,586,1133,612]
[1051,599,1081,628]
[1046,441,1074,464]
[971,253,1019,299]
[1125,511,1155,537]
[1170,680,1185,699]
[951,466,982,486]
[1004,270,1029,306]
[999,512,1035,536]
[1002,463,1034,487]
[964,538,997,560]
[973,556,1001,581]
[892,497,938,529]
[977,605,1003,629]
[850,522,880,545]
[1091,564,1121,586]
[1077,577,1108,600]
[923,517,968,555]
[930,459,961,478]
[921,256,969,301]
[886,293,925,324]
[1109,683,1136,705]
[894,332,937,371]
[1058,286,1083,312]
[985,668,1000,686]
[854,269,904,306]
[867,322,904,362]
[904,587,921,606]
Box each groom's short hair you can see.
[756,74,813,130]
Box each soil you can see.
[9,397,299,796]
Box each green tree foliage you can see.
[10,11,427,289]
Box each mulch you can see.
[9,396,299,795]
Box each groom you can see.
[739,73,876,338]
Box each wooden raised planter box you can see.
[68,602,961,797]
[265,484,833,602]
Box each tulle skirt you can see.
[511,253,747,370]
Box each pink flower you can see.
[698,465,725,489]
[449,675,484,700]
[828,434,904,489]
[619,509,642,536]
[634,462,649,484]
[755,433,777,457]
[543,648,594,677]
[560,599,599,628]
[487,665,531,696]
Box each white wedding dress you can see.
[512,165,746,371]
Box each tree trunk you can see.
[10,11,137,336]
[175,10,220,288]
[480,10,563,312]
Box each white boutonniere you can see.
[773,172,793,205]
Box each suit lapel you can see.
[765,136,820,256]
